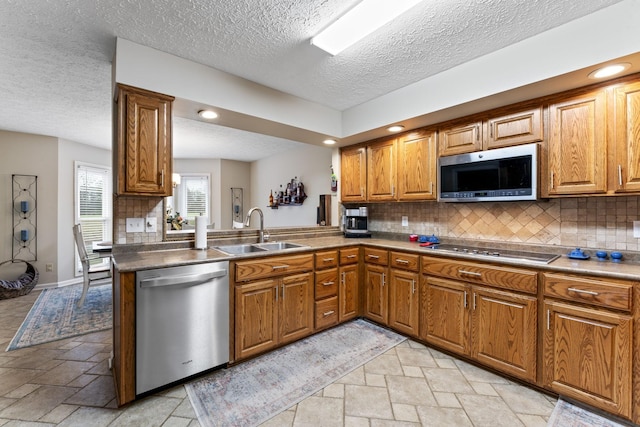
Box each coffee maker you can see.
[343,207,371,238]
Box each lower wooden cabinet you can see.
[388,251,420,337]
[364,263,388,324]
[339,263,359,322]
[543,300,632,418]
[235,272,314,360]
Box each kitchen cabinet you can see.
[114,84,174,196]
[363,247,389,324]
[388,251,420,337]
[421,256,538,382]
[338,247,360,322]
[367,138,396,201]
[613,80,640,193]
[234,254,314,360]
[314,250,339,331]
[439,106,543,157]
[396,129,437,200]
[340,146,367,202]
[543,273,633,418]
[546,89,608,195]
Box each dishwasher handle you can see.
[139,270,227,289]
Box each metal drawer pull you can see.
[341,272,345,284]
[323,310,335,317]
[618,164,623,187]
[368,254,380,259]
[346,254,356,259]
[459,269,482,277]
[412,279,416,294]
[322,281,334,286]
[272,265,289,270]
[395,259,409,264]
[567,287,599,296]
[463,291,467,308]
[323,258,335,262]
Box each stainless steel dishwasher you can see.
[136,261,229,395]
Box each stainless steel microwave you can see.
[438,143,538,202]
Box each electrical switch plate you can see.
[401,216,408,227]
[45,263,53,272]
[126,217,144,233]
[145,217,157,233]
[634,221,640,238]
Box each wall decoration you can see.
[12,174,37,261]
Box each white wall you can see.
[250,144,334,228]
[220,159,251,229]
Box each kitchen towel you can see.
[195,215,208,249]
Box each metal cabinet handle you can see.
[323,310,335,317]
[476,125,480,141]
[567,287,599,296]
[322,258,335,262]
[341,271,345,284]
[458,269,482,278]
[346,254,356,259]
[463,291,468,308]
[272,265,289,270]
[473,293,477,310]
[368,254,380,259]
[160,170,165,187]
[382,273,385,287]
[322,281,334,286]
[547,309,550,330]
[618,165,623,187]
[412,279,416,294]
[281,283,285,299]
[550,171,554,189]
[275,286,279,302]
[395,259,409,264]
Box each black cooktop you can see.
[421,243,559,264]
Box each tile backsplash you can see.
[366,196,639,252]
[113,195,165,244]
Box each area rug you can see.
[547,398,631,427]
[6,283,112,351]
[185,319,406,427]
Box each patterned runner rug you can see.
[6,283,112,351]
[185,319,406,427]
[547,398,631,427]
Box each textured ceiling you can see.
[0,0,627,160]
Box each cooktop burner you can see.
[422,243,560,264]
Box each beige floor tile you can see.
[370,419,421,426]
[64,375,115,407]
[386,375,437,407]
[3,384,39,399]
[395,346,437,368]
[323,383,345,399]
[56,406,120,427]
[454,359,510,384]
[392,402,420,422]
[364,354,404,376]
[293,395,343,426]
[58,343,108,362]
[433,358,457,369]
[336,366,366,386]
[159,385,187,399]
[344,415,371,427]
[31,361,95,386]
[401,366,424,378]
[457,394,524,427]
[37,403,78,424]
[345,384,394,419]
[516,413,550,427]
[260,408,295,426]
[109,395,181,426]
[0,385,77,421]
[162,416,193,427]
[493,383,556,416]
[469,380,499,396]
[0,349,65,371]
[67,373,99,388]
[171,396,198,419]
[422,367,474,394]
[432,392,461,408]
[365,373,387,387]
[416,406,474,427]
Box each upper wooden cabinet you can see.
[439,106,543,156]
[613,80,640,193]
[340,146,367,202]
[367,138,396,201]
[397,130,437,201]
[547,89,608,196]
[114,84,174,196]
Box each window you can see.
[75,162,111,274]
[176,174,210,223]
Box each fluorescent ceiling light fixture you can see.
[311,0,424,55]
[588,63,631,79]
[387,125,404,132]
[323,139,337,145]
[198,109,218,119]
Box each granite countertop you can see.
[111,235,640,281]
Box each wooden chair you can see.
[73,224,111,307]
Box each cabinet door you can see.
[367,139,396,201]
[471,287,537,382]
[396,130,437,200]
[115,85,173,196]
[614,81,640,193]
[439,121,483,156]
[547,90,607,195]
[235,278,279,360]
[364,264,388,324]
[420,276,470,356]
[388,269,419,337]
[279,272,314,345]
[486,106,543,149]
[340,146,367,202]
[339,264,359,322]
[543,300,632,418]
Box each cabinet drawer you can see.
[315,269,338,300]
[235,254,314,282]
[422,256,538,294]
[364,247,388,266]
[543,273,633,311]
[315,250,338,269]
[390,251,419,272]
[340,247,360,265]
[315,296,339,329]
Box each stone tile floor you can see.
[0,289,557,426]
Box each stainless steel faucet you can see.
[245,207,266,243]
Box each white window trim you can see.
[175,173,211,223]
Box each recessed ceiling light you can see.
[323,139,337,145]
[588,63,631,79]
[198,109,218,119]
[387,125,404,132]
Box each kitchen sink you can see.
[213,241,308,255]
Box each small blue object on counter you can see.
[595,250,608,261]
[610,251,623,262]
[568,248,590,260]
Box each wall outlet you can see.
[45,263,53,272]
[145,217,157,233]
[126,217,144,233]
[401,216,409,227]
[634,221,640,238]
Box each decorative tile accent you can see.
[113,196,164,244]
